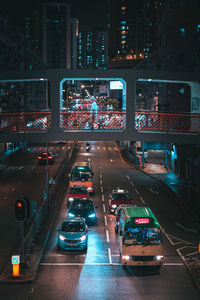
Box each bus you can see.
[118,206,164,269]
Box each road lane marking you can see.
[106,230,110,242]
[12,187,16,191]
[18,166,23,170]
[104,216,107,226]
[40,262,184,266]
[130,181,135,187]
[100,179,103,186]
[108,248,112,264]
[103,204,106,213]
[100,173,102,179]
[102,194,104,202]
[140,196,145,204]
[101,186,103,193]
[27,165,35,175]
[175,222,197,233]
[135,188,139,195]
[126,175,130,180]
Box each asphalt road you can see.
[0,141,200,299]
[0,142,69,274]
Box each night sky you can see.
[1,0,107,30]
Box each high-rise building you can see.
[78,29,108,69]
[41,2,71,68]
[107,0,159,67]
[71,18,79,69]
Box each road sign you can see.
[49,177,55,185]
[12,255,20,265]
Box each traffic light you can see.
[14,198,27,222]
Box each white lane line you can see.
[130,181,135,187]
[106,230,110,242]
[165,232,175,246]
[40,262,184,266]
[135,188,139,195]
[104,216,107,226]
[101,186,104,193]
[185,251,199,257]
[12,187,16,192]
[40,262,116,266]
[126,175,130,180]
[100,173,102,179]
[102,194,104,202]
[140,196,145,204]
[27,165,35,175]
[103,204,106,213]
[100,179,103,186]
[18,166,23,170]
[108,248,112,264]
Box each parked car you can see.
[68,198,97,225]
[67,184,89,208]
[109,188,132,214]
[57,217,88,251]
[37,151,55,164]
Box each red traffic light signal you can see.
[14,199,27,222]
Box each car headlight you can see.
[80,234,87,241]
[59,234,65,241]
[88,213,96,218]
[68,197,74,201]
[87,187,93,191]
[122,255,130,260]
[68,212,75,217]
[112,205,117,208]
[155,255,164,261]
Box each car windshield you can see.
[123,227,162,245]
[112,193,130,200]
[61,222,85,232]
[71,171,92,181]
[74,166,91,173]
[70,187,87,194]
[70,200,94,209]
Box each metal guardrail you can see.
[0,111,200,134]
[23,142,76,258]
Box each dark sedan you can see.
[37,151,55,164]
[68,198,97,225]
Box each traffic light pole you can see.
[46,142,49,206]
[20,222,24,263]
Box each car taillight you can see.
[38,157,42,159]
[48,156,52,159]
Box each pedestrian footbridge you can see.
[0,69,199,144]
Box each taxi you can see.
[109,188,132,214]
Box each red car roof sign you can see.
[135,218,150,225]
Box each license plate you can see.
[69,244,77,247]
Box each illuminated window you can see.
[121,6,126,10]
[180,27,185,38]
